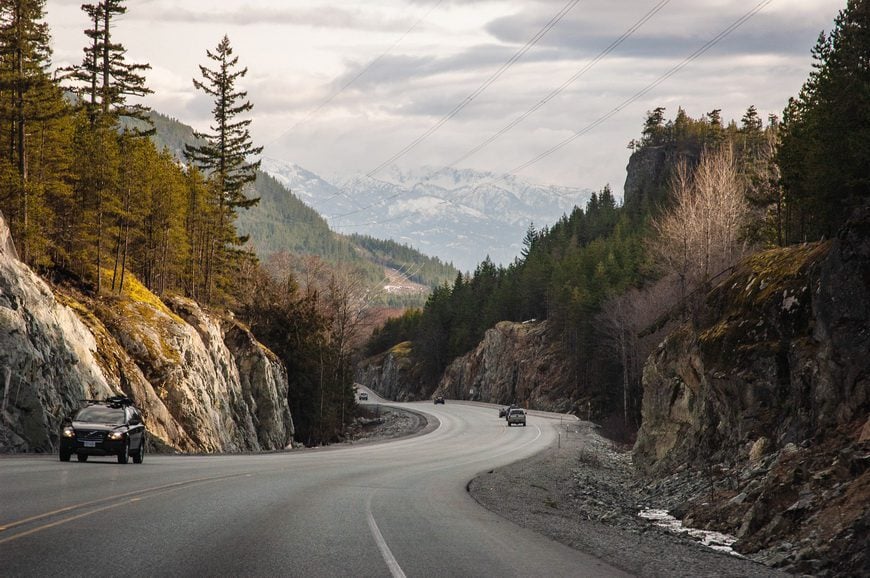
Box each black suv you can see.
[60,396,146,464]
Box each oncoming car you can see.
[433,396,445,405]
[359,392,369,401]
[59,396,146,464]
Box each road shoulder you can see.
[467,421,784,578]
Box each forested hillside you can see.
[146,111,458,304]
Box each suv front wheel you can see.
[117,442,129,464]
[133,440,145,464]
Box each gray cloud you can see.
[485,3,831,60]
[133,5,416,31]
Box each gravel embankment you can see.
[348,404,433,444]
[468,420,785,578]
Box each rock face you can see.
[0,212,114,452]
[622,145,668,215]
[633,208,870,574]
[223,323,294,450]
[435,321,576,412]
[0,211,293,454]
[358,321,583,412]
[356,342,423,401]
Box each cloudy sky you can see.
[46,0,842,207]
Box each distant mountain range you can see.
[261,159,593,272]
[147,112,457,306]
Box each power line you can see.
[328,0,662,224]
[448,0,671,169]
[503,0,775,178]
[364,0,585,180]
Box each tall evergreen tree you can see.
[0,0,64,262]
[779,0,870,241]
[184,34,262,302]
[64,0,153,292]
[67,0,152,128]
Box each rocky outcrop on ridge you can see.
[633,208,870,574]
[0,211,293,454]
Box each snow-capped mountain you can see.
[261,158,593,272]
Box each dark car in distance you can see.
[434,396,445,405]
[60,396,146,464]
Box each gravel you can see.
[347,404,432,444]
[468,421,787,577]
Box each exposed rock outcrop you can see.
[0,211,293,454]
[435,321,577,412]
[223,323,294,450]
[633,208,870,574]
[0,212,114,452]
[356,342,423,401]
[358,321,587,413]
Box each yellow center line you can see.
[0,472,251,535]
[0,475,245,546]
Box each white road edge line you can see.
[366,494,407,578]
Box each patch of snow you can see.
[638,508,742,557]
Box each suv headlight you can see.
[107,431,125,440]
[62,426,75,438]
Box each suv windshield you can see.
[75,406,125,425]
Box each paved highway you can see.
[0,391,627,577]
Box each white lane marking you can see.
[366,494,407,578]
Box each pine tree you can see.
[779,0,870,241]
[0,0,65,263]
[66,0,152,129]
[63,0,154,292]
[184,35,262,303]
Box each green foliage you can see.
[778,0,870,242]
[348,233,457,288]
[183,35,263,304]
[66,0,153,129]
[0,0,72,265]
[237,267,358,446]
[184,35,262,210]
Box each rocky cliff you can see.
[435,321,577,412]
[358,321,585,412]
[437,321,572,412]
[0,211,293,454]
[356,342,424,401]
[633,208,870,573]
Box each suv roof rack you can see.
[81,396,134,407]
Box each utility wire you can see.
[448,0,671,168]
[364,0,584,180]
[331,0,661,224]
[504,0,774,178]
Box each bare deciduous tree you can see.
[599,275,681,428]
[649,145,749,311]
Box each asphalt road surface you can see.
[0,390,628,577]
